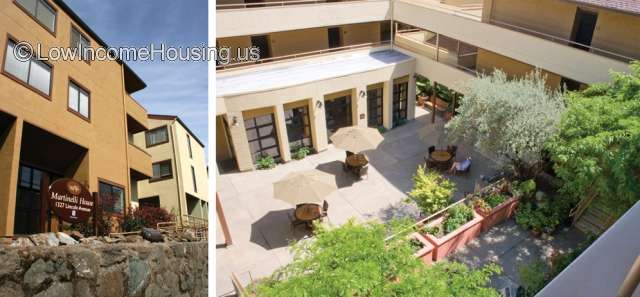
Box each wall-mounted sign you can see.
[48,179,94,223]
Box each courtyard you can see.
[215,107,583,296]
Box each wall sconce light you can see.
[231,116,239,127]
[316,101,323,109]
[359,90,366,98]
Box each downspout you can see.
[168,122,185,225]
[120,65,132,215]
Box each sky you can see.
[65,0,209,147]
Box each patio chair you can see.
[450,157,472,175]
[447,145,458,158]
[321,201,329,217]
[428,146,435,155]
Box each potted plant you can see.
[416,76,433,107]
[292,146,311,160]
[473,191,519,232]
[420,204,483,262]
[408,232,435,265]
[256,155,276,170]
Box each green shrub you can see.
[515,202,561,234]
[514,179,536,199]
[408,166,455,215]
[485,193,507,209]
[257,155,276,170]
[377,126,388,134]
[292,146,311,160]
[518,260,548,297]
[443,204,474,234]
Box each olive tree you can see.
[446,70,565,178]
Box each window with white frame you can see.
[3,39,52,96]
[68,81,90,119]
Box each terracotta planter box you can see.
[422,211,483,262]
[475,197,519,232]
[409,232,435,265]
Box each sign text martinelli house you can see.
[48,179,94,224]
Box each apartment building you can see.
[135,115,209,220]
[0,0,152,236]
[216,0,638,173]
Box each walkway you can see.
[215,108,499,296]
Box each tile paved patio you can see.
[215,108,502,296]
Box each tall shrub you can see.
[408,166,455,216]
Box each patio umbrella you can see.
[273,169,338,206]
[329,126,383,153]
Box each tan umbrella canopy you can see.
[329,126,384,153]
[273,170,338,206]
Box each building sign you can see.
[48,179,94,223]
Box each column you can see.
[273,104,291,162]
[407,73,417,121]
[225,112,254,171]
[354,86,368,128]
[0,118,23,237]
[309,96,328,152]
[382,80,394,130]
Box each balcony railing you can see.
[217,0,371,9]
[216,40,391,71]
[395,26,479,76]
[489,19,638,63]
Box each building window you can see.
[70,26,91,61]
[151,159,172,181]
[191,166,197,193]
[139,196,160,208]
[3,39,52,97]
[68,80,90,119]
[245,114,281,162]
[285,106,312,150]
[367,87,383,127]
[187,134,193,158]
[145,126,169,147]
[392,82,408,127]
[99,180,124,215]
[15,0,57,33]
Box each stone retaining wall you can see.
[0,242,207,297]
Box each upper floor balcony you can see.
[393,0,630,84]
[216,0,390,38]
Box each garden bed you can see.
[421,205,483,262]
[408,232,435,265]
[474,194,519,232]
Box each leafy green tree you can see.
[446,70,565,178]
[408,166,455,216]
[546,62,640,216]
[254,220,501,297]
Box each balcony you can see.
[216,0,390,38]
[393,0,630,84]
[126,95,148,134]
[128,143,152,180]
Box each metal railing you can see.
[217,0,378,10]
[216,41,391,71]
[489,19,637,63]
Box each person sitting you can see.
[449,157,472,174]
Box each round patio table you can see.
[430,150,452,162]
[346,153,369,167]
[295,203,322,221]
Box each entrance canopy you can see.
[20,123,87,176]
[216,49,413,97]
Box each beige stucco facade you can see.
[483,0,640,61]
[0,0,151,236]
[135,116,209,220]
[217,21,385,64]
[216,48,416,172]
